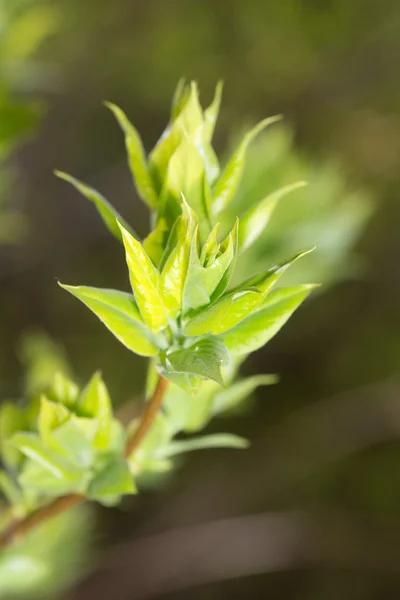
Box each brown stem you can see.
[0,376,168,551]
[124,375,168,458]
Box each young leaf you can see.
[78,371,112,420]
[238,181,307,253]
[171,78,190,120]
[212,115,282,215]
[220,284,317,355]
[48,372,79,408]
[118,222,170,332]
[160,215,191,317]
[105,103,158,210]
[149,82,203,191]
[142,218,168,268]
[182,221,237,313]
[8,432,80,479]
[185,249,312,336]
[203,81,223,142]
[88,456,136,502]
[54,171,137,242]
[161,137,211,233]
[38,396,69,439]
[208,218,239,302]
[163,337,229,386]
[0,402,29,468]
[212,374,278,416]
[0,469,22,505]
[78,372,113,450]
[19,460,83,496]
[59,284,161,356]
[51,416,98,467]
[160,433,249,457]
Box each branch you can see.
[0,376,168,551]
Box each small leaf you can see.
[0,470,22,505]
[171,78,190,120]
[163,337,229,386]
[8,432,80,479]
[212,115,282,215]
[238,181,307,253]
[19,460,83,496]
[78,372,113,450]
[38,396,69,439]
[59,284,161,356]
[160,137,211,234]
[118,222,170,332]
[54,171,137,242]
[142,218,168,267]
[204,81,223,142]
[160,225,190,318]
[220,284,317,355]
[160,433,249,457]
[88,456,135,501]
[150,82,203,191]
[78,371,111,420]
[105,103,158,209]
[213,374,278,416]
[182,221,237,313]
[48,372,79,408]
[185,249,314,336]
[0,402,29,468]
[51,416,98,467]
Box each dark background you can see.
[1,1,400,598]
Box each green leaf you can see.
[38,396,70,438]
[182,221,237,313]
[208,218,239,302]
[0,402,29,468]
[161,137,211,234]
[238,181,307,253]
[18,459,83,496]
[203,81,223,142]
[171,78,190,120]
[142,218,168,267]
[78,371,111,420]
[105,103,158,210]
[78,372,114,450]
[118,222,170,332]
[212,115,282,215]
[150,81,203,191]
[88,456,135,502]
[163,337,229,386]
[160,212,192,317]
[8,432,80,479]
[212,374,278,416]
[185,248,312,336]
[51,416,98,467]
[59,284,161,356]
[160,433,249,457]
[220,284,317,355]
[0,469,22,505]
[54,171,137,242]
[48,372,79,408]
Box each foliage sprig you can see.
[0,80,316,548]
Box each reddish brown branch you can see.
[0,376,168,550]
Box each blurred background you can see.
[1,0,400,598]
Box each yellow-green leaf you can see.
[118,222,170,331]
[54,171,136,242]
[59,284,161,356]
[212,115,282,215]
[105,102,158,210]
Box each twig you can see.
[0,376,168,550]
